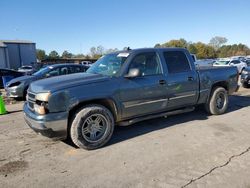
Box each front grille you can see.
[27,91,36,111]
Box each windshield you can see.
[32,66,50,76]
[86,53,129,76]
[214,61,230,65]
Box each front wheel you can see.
[70,104,114,150]
[205,87,228,115]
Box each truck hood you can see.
[29,73,109,93]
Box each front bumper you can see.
[23,102,68,140]
[5,86,24,98]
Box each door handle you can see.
[188,76,194,81]
[159,80,166,85]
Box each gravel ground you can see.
[0,87,250,188]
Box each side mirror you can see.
[124,68,140,78]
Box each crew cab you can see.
[24,48,239,150]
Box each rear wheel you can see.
[205,87,228,115]
[70,104,114,150]
[242,82,250,88]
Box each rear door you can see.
[162,50,199,109]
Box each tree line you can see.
[36,36,250,61]
[36,46,119,61]
[155,36,250,59]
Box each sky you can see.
[0,0,250,55]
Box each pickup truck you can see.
[24,48,239,150]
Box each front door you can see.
[119,52,168,119]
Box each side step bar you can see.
[118,107,195,126]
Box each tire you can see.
[242,82,250,88]
[205,87,228,115]
[70,104,114,150]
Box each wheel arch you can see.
[68,98,119,124]
[206,81,229,103]
[211,81,229,91]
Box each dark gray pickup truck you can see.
[24,48,239,150]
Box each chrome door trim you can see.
[169,93,196,101]
[124,98,168,108]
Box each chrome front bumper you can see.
[23,102,68,140]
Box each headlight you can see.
[34,104,46,115]
[35,92,51,101]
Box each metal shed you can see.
[0,40,36,70]
[0,42,10,68]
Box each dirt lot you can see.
[0,87,250,188]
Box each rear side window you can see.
[163,51,191,73]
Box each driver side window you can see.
[47,68,60,77]
[129,52,162,76]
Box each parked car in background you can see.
[213,58,247,73]
[231,56,246,61]
[241,67,250,88]
[24,48,239,150]
[245,59,250,66]
[81,61,93,67]
[6,64,87,99]
[0,68,24,88]
[18,65,34,75]
[191,54,197,62]
[195,59,215,67]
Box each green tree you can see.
[48,50,59,59]
[209,36,228,50]
[217,44,250,57]
[160,38,188,48]
[61,50,73,58]
[73,54,85,58]
[193,42,217,59]
[187,44,198,54]
[106,48,119,54]
[154,43,161,48]
[36,49,47,61]
[89,46,105,58]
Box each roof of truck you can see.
[111,47,188,54]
